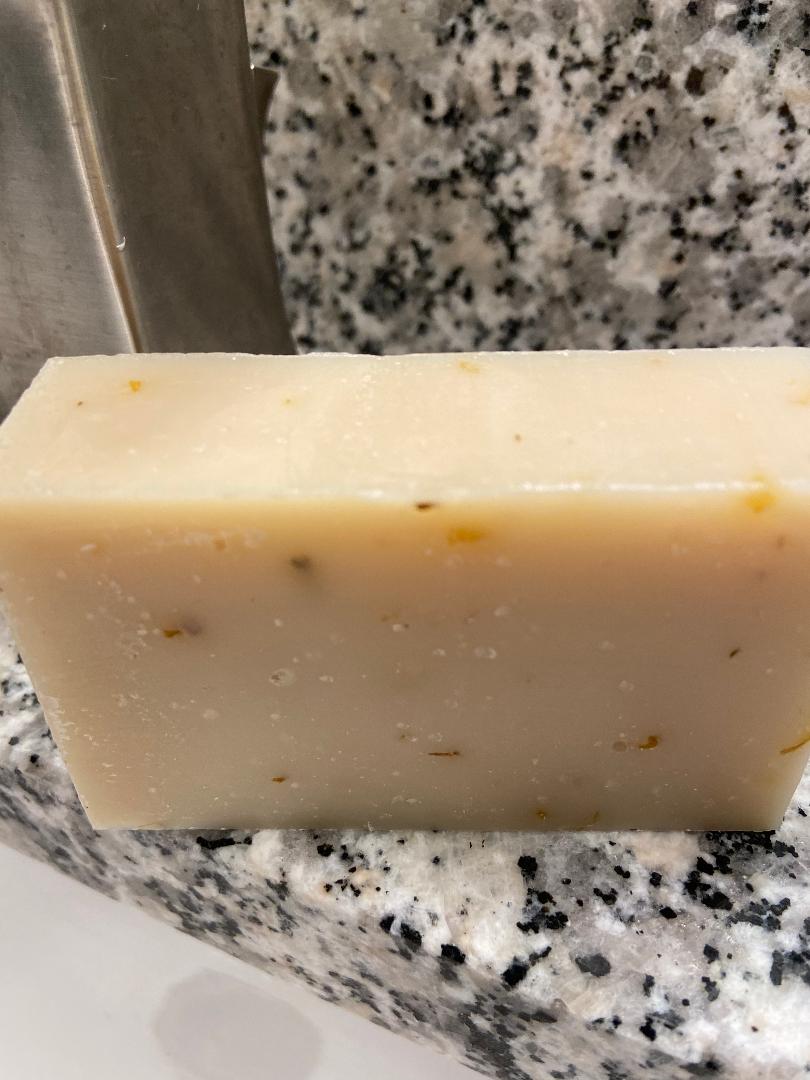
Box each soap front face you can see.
[1,351,809,830]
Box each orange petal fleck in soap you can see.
[447,526,486,545]
[128,379,143,393]
[744,475,776,514]
[780,730,810,755]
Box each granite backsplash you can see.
[245,0,810,357]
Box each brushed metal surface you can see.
[0,0,294,417]
[0,1,133,416]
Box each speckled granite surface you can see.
[248,0,810,356]
[4,3,810,1079]
[2,612,809,1079]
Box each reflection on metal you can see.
[0,0,294,418]
[252,65,279,131]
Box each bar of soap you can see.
[1,350,810,831]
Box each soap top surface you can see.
[2,349,810,501]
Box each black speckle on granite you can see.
[329,971,382,1015]
[769,931,810,988]
[594,886,618,906]
[457,1005,531,1080]
[684,66,705,96]
[683,1060,723,1076]
[196,835,237,851]
[502,959,530,988]
[517,884,571,934]
[730,895,790,931]
[600,1062,630,1080]
[519,1006,558,1025]
[399,922,422,951]
[517,854,538,879]
[640,1018,657,1042]
[701,976,720,1002]
[441,943,466,965]
[576,953,611,977]
[683,872,734,912]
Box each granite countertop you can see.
[4,2,810,1079]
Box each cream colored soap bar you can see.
[1,350,810,831]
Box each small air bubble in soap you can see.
[474,646,497,659]
[494,604,511,617]
[202,708,219,721]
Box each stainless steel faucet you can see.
[0,0,295,417]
